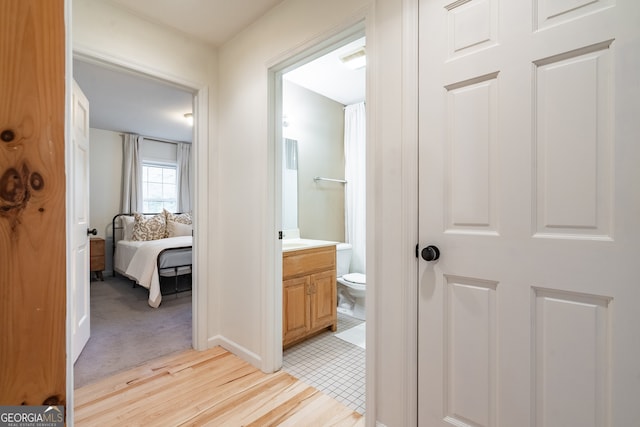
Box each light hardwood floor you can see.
[75,346,364,426]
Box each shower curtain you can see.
[344,102,366,274]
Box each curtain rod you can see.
[119,133,184,145]
[314,176,347,184]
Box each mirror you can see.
[282,138,298,230]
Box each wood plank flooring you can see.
[75,346,364,426]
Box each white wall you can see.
[217,0,414,425]
[73,0,214,87]
[88,128,122,273]
[216,0,369,364]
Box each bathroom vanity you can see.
[282,242,337,348]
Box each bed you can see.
[112,211,192,308]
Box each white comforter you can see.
[123,236,192,308]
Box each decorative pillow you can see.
[121,215,136,241]
[132,212,167,241]
[167,219,193,237]
[164,209,192,225]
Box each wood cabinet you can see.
[90,237,105,281]
[283,245,337,348]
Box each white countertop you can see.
[282,238,338,252]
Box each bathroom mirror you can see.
[282,138,298,230]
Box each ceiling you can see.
[284,37,366,106]
[74,1,365,143]
[108,0,285,47]
[73,59,195,142]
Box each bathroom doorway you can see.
[274,30,367,415]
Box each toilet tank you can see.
[336,243,353,277]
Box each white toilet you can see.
[336,243,366,320]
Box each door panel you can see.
[72,80,91,362]
[310,270,337,329]
[0,0,66,405]
[418,0,640,425]
[283,276,310,345]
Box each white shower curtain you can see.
[344,102,366,274]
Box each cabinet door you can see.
[310,270,336,330]
[283,276,310,345]
[90,238,105,271]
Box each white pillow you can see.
[121,215,136,241]
[165,210,192,225]
[167,219,192,237]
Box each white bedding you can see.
[115,236,192,308]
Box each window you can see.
[142,163,177,212]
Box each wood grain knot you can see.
[0,164,39,219]
[0,167,27,203]
[30,172,44,191]
[1,129,15,142]
[43,395,62,405]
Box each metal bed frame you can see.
[111,213,193,296]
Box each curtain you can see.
[121,133,142,213]
[177,142,192,212]
[344,102,366,274]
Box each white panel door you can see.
[418,1,640,426]
[71,80,91,362]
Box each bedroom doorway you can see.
[70,56,208,388]
[270,24,368,415]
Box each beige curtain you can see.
[177,142,192,212]
[121,133,142,213]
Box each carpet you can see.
[73,275,192,388]
[335,322,366,349]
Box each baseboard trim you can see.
[208,335,262,370]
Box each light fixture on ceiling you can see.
[184,112,193,126]
[339,46,366,70]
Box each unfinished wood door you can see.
[0,0,66,406]
[418,0,640,425]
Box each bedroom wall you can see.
[283,81,345,242]
[89,128,122,273]
[89,129,181,274]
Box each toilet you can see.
[336,243,366,320]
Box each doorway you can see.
[68,54,209,389]
[272,29,367,415]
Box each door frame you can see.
[65,34,210,424]
[266,21,367,370]
[267,24,361,362]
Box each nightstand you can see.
[90,237,105,281]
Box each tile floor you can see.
[282,312,366,415]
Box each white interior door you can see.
[71,80,91,362]
[418,1,640,425]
